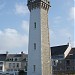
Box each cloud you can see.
[21,20,29,33]
[59,29,71,38]
[69,7,75,20]
[54,16,62,24]
[0,0,6,10]
[15,3,29,15]
[0,28,28,51]
[71,42,75,47]
[49,29,56,40]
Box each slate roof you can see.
[0,54,6,61]
[6,54,21,58]
[51,45,68,56]
[0,53,28,62]
[6,53,28,62]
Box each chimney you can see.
[21,51,25,59]
[6,51,8,55]
[6,51,9,56]
[21,51,23,54]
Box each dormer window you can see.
[12,58,13,61]
[15,58,17,61]
[10,59,12,61]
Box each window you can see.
[6,59,9,61]
[10,58,12,61]
[59,60,62,63]
[53,61,56,66]
[34,43,36,50]
[16,63,19,68]
[13,63,15,68]
[25,66,27,71]
[0,62,3,65]
[9,63,12,68]
[12,58,13,61]
[34,22,36,28]
[15,58,17,61]
[0,66,2,70]
[66,60,70,66]
[66,67,70,70]
[53,60,58,66]
[33,65,36,72]
[24,58,26,61]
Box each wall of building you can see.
[52,58,75,75]
[5,62,21,71]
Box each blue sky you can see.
[0,0,74,54]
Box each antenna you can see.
[69,37,71,44]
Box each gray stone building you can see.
[51,43,75,75]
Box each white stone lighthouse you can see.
[27,0,51,75]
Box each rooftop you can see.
[0,54,7,61]
[51,45,69,56]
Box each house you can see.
[65,48,75,74]
[51,44,68,75]
[51,43,75,75]
[0,52,28,75]
[0,44,74,75]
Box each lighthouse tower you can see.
[27,0,51,75]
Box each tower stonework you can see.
[27,0,52,75]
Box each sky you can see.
[0,0,74,54]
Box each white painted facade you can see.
[0,71,16,75]
[5,62,21,71]
[28,8,42,75]
[0,61,5,72]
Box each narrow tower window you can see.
[34,22,36,28]
[33,65,36,72]
[34,43,36,50]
